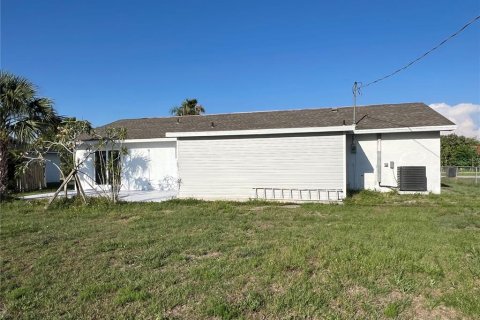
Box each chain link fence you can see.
[441,166,479,184]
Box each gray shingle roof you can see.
[91,102,454,140]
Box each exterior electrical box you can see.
[397,166,427,191]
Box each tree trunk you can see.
[0,138,8,201]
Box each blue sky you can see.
[2,0,479,128]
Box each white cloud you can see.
[430,103,480,139]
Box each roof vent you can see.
[176,118,180,124]
[211,121,215,127]
[331,108,338,112]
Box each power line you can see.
[361,14,480,89]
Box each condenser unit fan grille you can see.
[397,166,427,191]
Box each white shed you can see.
[76,103,455,201]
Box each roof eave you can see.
[166,125,356,138]
[353,125,457,134]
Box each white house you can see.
[76,103,456,201]
[44,152,61,185]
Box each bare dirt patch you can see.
[329,295,367,319]
[255,221,274,230]
[311,211,332,218]
[407,295,463,320]
[164,304,192,318]
[117,215,141,224]
[464,225,480,231]
[282,204,301,209]
[249,206,271,212]
[185,251,221,261]
[376,291,465,319]
[346,285,369,298]
[270,282,286,295]
[387,290,405,301]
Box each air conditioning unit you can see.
[447,166,457,178]
[397,166,427,191]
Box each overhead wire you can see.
[360,15,480,89]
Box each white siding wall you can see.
[346,131,441,193]
[75,141,178,192]
[177,133,346,200]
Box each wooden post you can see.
[78,175,87,200]
[45,169,76,209]
[74,174,87,203]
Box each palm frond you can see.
[0,71,60,144]
[170,98,205,116]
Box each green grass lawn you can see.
[1,180,479,319]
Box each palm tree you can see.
[0,71,60,199]
[170,99,205,116]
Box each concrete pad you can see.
[20,189,177,202]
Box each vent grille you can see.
[397,166,427,191]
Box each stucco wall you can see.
[346,131,441,193]
[75,141,178,192]
[74,130,441,199]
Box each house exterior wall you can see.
[74,129,442,200]
[75,141,178,192]
[44,152,61,184]
[346,131,441,194]
[176,133,346,201]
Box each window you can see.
[94,150,120,185]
